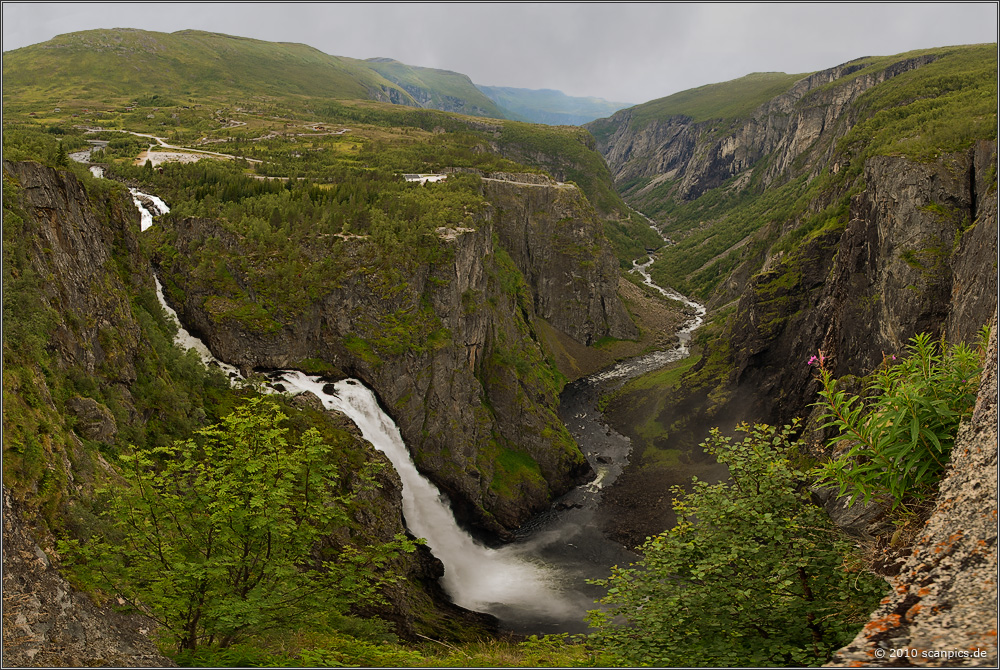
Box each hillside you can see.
[476,85,633,125]
[364,58,507,118]
[588,43,997,301]
[2,29,681,662]
[1,28,497,118]
[4,28,997,668]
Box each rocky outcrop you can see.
[157,174,635,537]
[482,173,637,344]
[2,160,147,384]
[592,55,938,201]
[2,487,175,668]
[2,160,499,660]
[827,315,997,667]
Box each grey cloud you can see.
[3,2,996,104]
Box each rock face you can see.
[482,174,637,344]
[827,315,998,667]
[727,142,997,428]
[158,174,634,537]
[2,487,176,668]
[2,161,497,662]
[591,55,938,201]
[2,159,147,385]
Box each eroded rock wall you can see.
[2,487,175,668]
[728,142,997,427]
[482,174,637,344]
[593,55,938,201]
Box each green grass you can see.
[1,28,503,121]
[629,71,807,125]
[588,71,805,144]
[624,44,996,301]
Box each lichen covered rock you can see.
[827,315,998,667]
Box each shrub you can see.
[59,397,416,653]
[812,329,987,508]
[587,423,884,667]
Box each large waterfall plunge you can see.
[275,371,586,627]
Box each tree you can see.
[587,423,884,667]
[62,396,415,653]
[55,140,69,167]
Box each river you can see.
[107,166,704,635]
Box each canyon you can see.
[2,31,996,667]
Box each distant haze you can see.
[3,2,997,104]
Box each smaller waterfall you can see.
[130,189,170,231]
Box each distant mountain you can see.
[476,85,633,125]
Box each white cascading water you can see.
[116,176,579,625]
[275,371,578,619]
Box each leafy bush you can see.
[587,423,884,667]
[60,397,416,653]
[812,330,987,508]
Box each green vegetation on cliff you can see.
[2,155,236,530]
[589,71,805,144]
[621,44,996,301]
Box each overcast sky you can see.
[3,2,997,103]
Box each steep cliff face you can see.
[2,487,176,668]
[3,160,147,385]
[481,173,637,344]
[591,45,996,559]
[156,174,634,537]
[593,54,938,201]
[726,142,997,427]
[2,160,149,521]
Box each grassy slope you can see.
[629,71,806,125]
[2,28,414,112]
[634,44,997,300]
[363,59,507,118]
[595,43,997,491]
[587,71,806,144]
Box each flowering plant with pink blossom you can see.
[812,328,989,509]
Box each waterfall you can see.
[274,371,579,621]
[119,183,580,628]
